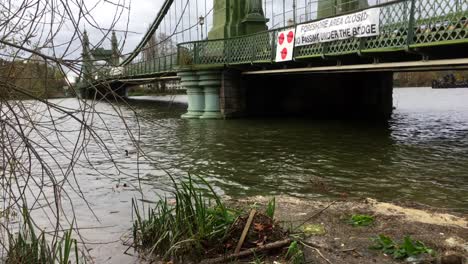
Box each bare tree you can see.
[143,32,177,61]
[0,0,143,262]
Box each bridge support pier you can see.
[199,71,223,119]
[179,70,225,119]
[179,71,204,119]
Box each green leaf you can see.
[370,235,435,260]
[348,214,374,226]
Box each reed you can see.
[132,175,238,261]
[5,208,80,264]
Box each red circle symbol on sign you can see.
[281,48,288,60]
[278,33,285,45]
[287,31,294,43]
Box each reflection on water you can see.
[26,87,468,262]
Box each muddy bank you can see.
[227,196,467,264]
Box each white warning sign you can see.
[295,8,380,46]
[275,28,295,62]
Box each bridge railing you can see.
[123,53,178,77]
[178,0,467,67]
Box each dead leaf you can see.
[254,223,265,232]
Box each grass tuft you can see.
[266,197,276,219]
[286,241,305,264]
[6,207,80,264]
[132,175,238,261]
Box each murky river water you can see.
[14,87,468,263]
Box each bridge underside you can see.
[79,74,179,100]
[244,72,393,119]
[240,44,468,75]
[178,69,394,120]
[79,81,128,100]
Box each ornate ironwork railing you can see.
[179,0,467,66]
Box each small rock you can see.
[405,253,433,264]
[445,237,468,253]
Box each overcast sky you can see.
[82,0,165,54]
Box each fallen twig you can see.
[340,247,363,257]
[300,241,332,264]
[235,209,256,254]
[201,238,292,264]
[301,240,329,250]
[295,201,337,230]
[340,248,356,252]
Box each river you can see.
[12,87,468,263]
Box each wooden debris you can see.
[235,209,256,254]
[201,238,292,264]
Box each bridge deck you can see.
[122,0,467,78]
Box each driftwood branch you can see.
[201,238,292,264]
[235,209,256,254]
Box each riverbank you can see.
[223,196,467,264]
[127,95,187,105]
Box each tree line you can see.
[0,58,69,99]
[394,71,468,87]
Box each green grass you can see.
[132,175,238,260]
[6,207,80,264]
[286,241,305,264]
[348,214,374,227]
[370,234,435,260]
[266,197,275,219]
[250,252,265,264]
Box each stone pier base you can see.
[179,69,246,119]
[179,70,204,119]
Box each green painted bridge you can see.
[79,0,468,119]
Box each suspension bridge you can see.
[78,0,468,119]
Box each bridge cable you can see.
[119,0,174,66]
[188,0,192,41]
[126,0,200,67]
[196,0,199,40]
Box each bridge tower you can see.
[77,30,94,98]
[111,31,120,66]
[209,0,268,39]
[77,30,125,99]
[81,30,93,83]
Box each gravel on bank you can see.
[228,196,467,264]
